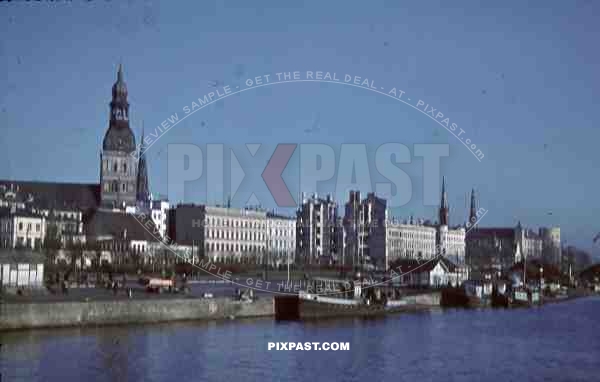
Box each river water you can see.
[1,296,599,382]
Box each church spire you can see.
[136,122,150,209]
[117,62,124,82]
[439,176,449,226]
[469,188,477,226]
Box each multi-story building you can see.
[386,219,437,266]
[515,222,543,262]
[540,227,561,266]
[168,204,270,263]
[343,191,362,268]
[362,192,387,270]
[84,209,160,266]
[0,207,46,249]
[167,203,207,254]
[343,191,387,270]
[466,227,519,278]
[439,225,466,264]
[266,212,296,266]
[41,208,85,246]
[466,226,539,278]
[336,216,347,267]
[296,193,338,265]
[150,196,169,239]
[203,206,269,263]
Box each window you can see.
[113,163,118,172]
[35,224,40,232]
[123,163,127,173]
[122,183,126,192]
[18,222,23,231]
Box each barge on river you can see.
[275,275,431,320]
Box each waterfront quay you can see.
[0,296,274,331]
[2,277,595,331]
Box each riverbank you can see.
[2,289,595,332]
[0,297,274,331]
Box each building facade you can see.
[439,225,466,265]
[343,191,387,270]
[386,220,437,266]
[168,204,273,263]
[515,222,543,262]
[389,257,467,288]
[266,212,296,266]
[0,207,46,249]
[296,193,338,265]
[203,206,270,263]
[150,197,170,239]
[466,227,520,278]
[167,203,207,249]
[41,208,85,246]
[540,227,561,266]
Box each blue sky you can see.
[1,0,599,253]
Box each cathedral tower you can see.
[100,64,138,209]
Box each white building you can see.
[439,225,466,265]
[201,206,269,263]
[169,204,298,265]
[150,197,169,239]
[390,258,467,288]
[0,249,45,289]
[0,207,46,249]
[386,219,437,266]
[266,212,296,266]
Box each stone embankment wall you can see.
[0,297,274,331]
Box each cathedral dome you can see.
[103,121,136,153]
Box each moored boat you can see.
[282,275,411,320]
